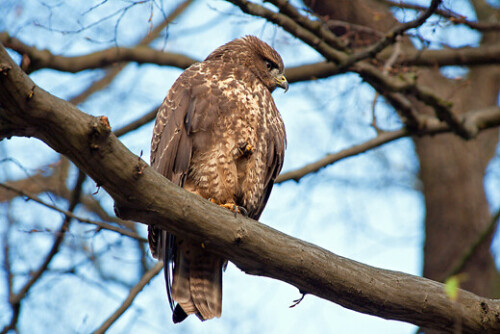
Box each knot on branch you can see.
[234,226,248,245]
[134,150,147,179]
[89,116,111,150]
[0,63,12,76]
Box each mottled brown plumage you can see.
[149,35,287,323]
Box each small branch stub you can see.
[26,85,35,100]
[89,116,111,150]
[134,150,147,179]
[0,64,12,75]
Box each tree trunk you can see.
[304,0,500,297]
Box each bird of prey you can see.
[149,35,287,323]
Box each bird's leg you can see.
[237,142,254,158]
[210,199,248,217]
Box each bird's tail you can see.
[171,239,223,322]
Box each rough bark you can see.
[1,43,500,333]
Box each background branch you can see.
[93,262,163,334]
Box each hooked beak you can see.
[275,75,289,92]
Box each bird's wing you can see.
[149,63,219,315]
[248,98,286,220]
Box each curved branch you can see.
[1,42,500,333]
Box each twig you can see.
[1,171,85,333]
[10,171,86,304]
[92,262,163,334]
[382,0,500,31]
[113,105,159,137]
[69,0,194,105]
[444,207,500,280]
[265,0,347,51]
[338,0,443,70]
[371,36,403,132]
[0,183,147,242]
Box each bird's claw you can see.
[289,292,307,308]
[218,203,249,217]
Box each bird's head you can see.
[206,35,288,93]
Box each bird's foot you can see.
[216,201,249,217]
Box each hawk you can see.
[149,35,287,323]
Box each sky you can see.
[1,0,499,333]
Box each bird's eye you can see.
[265,60,274,71]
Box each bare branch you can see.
[8,171,85,305]
[444,207,500,280]
[227,0,474,138]
[0,33,195,73]
[382,0,500,31]
[276,129,407,183]
[69,0,194,105]
[0,158,70,203]
[337,0,442,70]
[1,41,500,333]
[0,170,85,332]
[93,262,163,334]
[265,0,348,51]
[0,182,147,242]
[276,106,500,183]
[113,105,159,137]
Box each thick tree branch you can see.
[286,44,500,82]
[1,42,500,333]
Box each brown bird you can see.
[149,35,287,323]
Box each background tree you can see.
[1,0,500,333]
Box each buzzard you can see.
[149,35,287,323]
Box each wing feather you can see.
[149,63,219,315]
[247,99,286,220]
